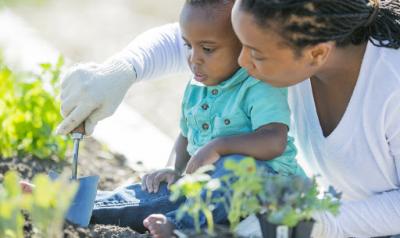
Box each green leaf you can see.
[3,172,21,198]
[40,63,51,71]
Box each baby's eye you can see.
[184,43,192,49]
[203,47,214,53]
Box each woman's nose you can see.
[238,47,253,71]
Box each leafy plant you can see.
[0,171,77,238]
[170,165,220,235]
[170,158,340,235]
[0,57,68,159]
[223,157,341,229]
[258,174,340,227]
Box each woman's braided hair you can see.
[239,0,400,49]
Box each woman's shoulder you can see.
[374,45,400,85]
[364,44,400,99]
[363,45,400,122]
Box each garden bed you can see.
[0,137,151,238]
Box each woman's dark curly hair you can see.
[239,0,400,49]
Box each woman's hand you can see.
[56,59,136,135]
[141,168,181,193]
[185,142,221,174]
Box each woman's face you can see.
[231,1,320,87]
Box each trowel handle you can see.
[72,123,85,140]
[72,123,85,135]
[71,122,85,180]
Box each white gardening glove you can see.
[56,59,136,135]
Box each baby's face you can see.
[179,3,242,86]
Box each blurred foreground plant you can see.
[0,172,28,238]
[0,171,77,238]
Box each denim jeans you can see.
[90,155,276,233]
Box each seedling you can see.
[223,157,264,230]
[170,165,220,235]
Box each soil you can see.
[0,137,151,238]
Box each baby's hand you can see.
[185,143,220,174]
[141,169,181,193]
[20,180,35,194]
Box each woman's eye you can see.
[251,54,265,61]
[253,56,265,62]
[251,51,266,61]
[184,43,192,49]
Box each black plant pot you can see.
[293,220,314,238]
[257,214,315,238]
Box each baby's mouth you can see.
[193,72,207,82]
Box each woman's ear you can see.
[306,42,334,67]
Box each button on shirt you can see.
[180,68,304,176]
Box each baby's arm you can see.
[209,123,288,160]
[169,133,191,174]
[141,133,190,192]
[185,123,288,174]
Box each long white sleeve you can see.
[315,189,400,237]
[315,103,400,237]
[112,23,190,81]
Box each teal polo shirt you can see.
[180,68,304,176]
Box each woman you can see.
[230,1,400,237]
[57,0,400,237]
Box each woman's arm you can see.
[57,23,189,135]
[113,23,190,81]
